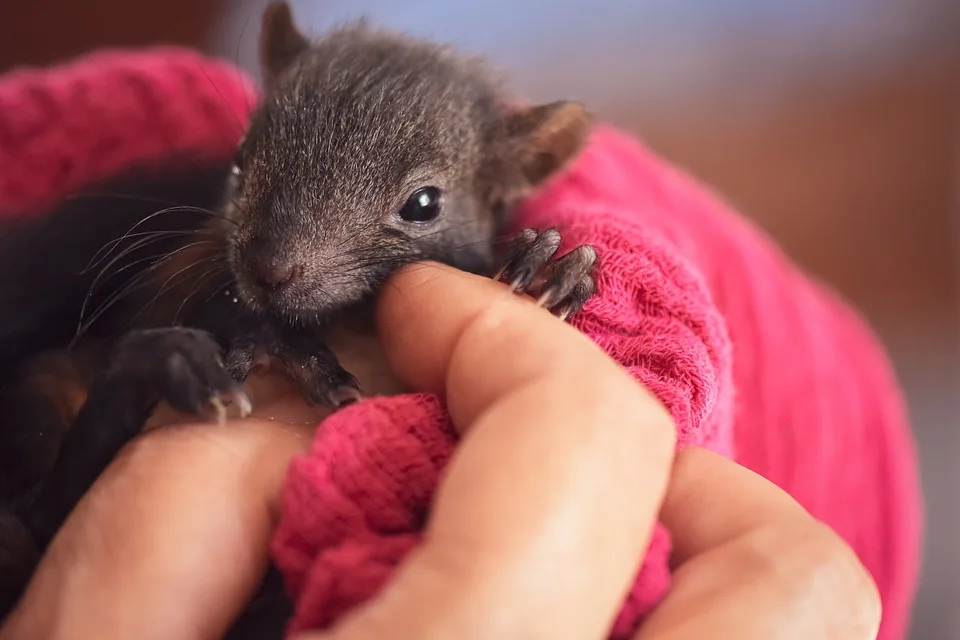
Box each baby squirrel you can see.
[0,1,598,635]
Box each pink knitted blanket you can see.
[0,49,922,640]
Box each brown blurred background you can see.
[2,0,958,637]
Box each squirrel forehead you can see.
[236,25,511,208]
[254,30,501,154]
[243,96,481,204]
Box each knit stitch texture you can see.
[0,49,922,640]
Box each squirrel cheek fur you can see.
[0,1,599,636]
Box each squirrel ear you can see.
[260,1,310,86]
[501,101,592,189]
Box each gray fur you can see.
[227,1,591,320]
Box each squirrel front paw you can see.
[496,228,598,321]
[106,327,252,423]
[224,325,360,409]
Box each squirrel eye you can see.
[399,187,443,223]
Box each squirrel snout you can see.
[247,248,300,292]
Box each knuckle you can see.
[806,522,883,636]
[609,375,676,449]
[753,520,883,638]
[566,362,678,458]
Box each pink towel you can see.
[0,49,922,640]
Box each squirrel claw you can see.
[497,229,598,321]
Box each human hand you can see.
[0,262,881,640]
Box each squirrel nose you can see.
[250,253,299,291]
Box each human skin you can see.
[0,262,881,640]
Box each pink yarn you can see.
[0,48,258,217]
[0,49,921,640]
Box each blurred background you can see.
[1,1,958,636]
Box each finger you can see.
[632,447,881,639]
[378,261,641,431]
[321,262,676,640]
[0,417,313,640]
[658,447,812,563]
[633,530,881,640]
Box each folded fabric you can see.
[0,48,921,640]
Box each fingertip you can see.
[375,262,514,395]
